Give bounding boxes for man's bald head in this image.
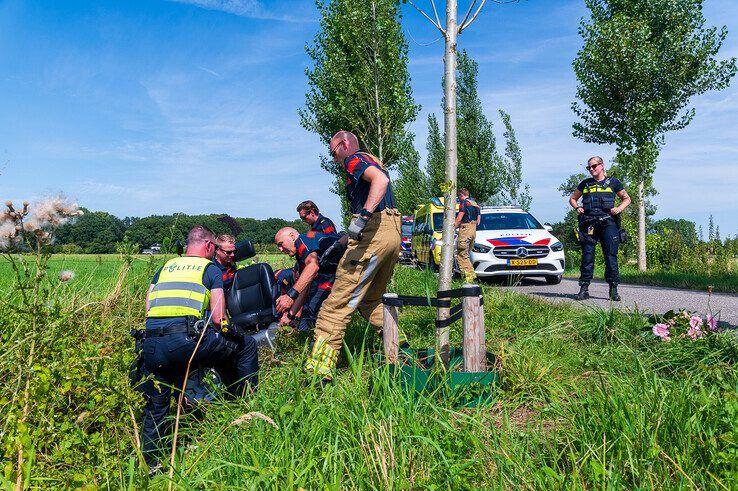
[330,130,359,163]
[275,227,300,256]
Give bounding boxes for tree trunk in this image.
[437,0,458,367]
[637,179,647,271]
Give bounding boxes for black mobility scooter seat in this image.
[227,262,278,329]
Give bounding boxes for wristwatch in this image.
[287,288,300,300]
[359,208,373,219]
[287,312,296,321]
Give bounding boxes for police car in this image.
[469,206,565,284]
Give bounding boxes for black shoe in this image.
[575,286,590,301]
[609,285,621,302]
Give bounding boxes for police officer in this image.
[454,188,481,283]
[569,156,631,301]
[213,234,238,295]
[305,130,402,384]
[274,227,340,331]
[297,200,338,234]
[139,226,258,470]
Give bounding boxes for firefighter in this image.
[569,156,631,301]
[297,200,338,234]
[454,188,481,283]
[212,234,238,296]
[138,226,258,470]
[274,227,340,332]
[305,130,402,384]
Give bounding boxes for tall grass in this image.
[0,254,735,488]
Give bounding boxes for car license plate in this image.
[508,258,538,266]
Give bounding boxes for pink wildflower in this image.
[707,314,718,332]
[686,325,704,341]
[652,323,671,341]
[689,315,703,330]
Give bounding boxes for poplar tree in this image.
[425,50,509,204]
[572,0,736,271]
[300,0,419,221]
[393,139,429,215]
[499,109,531,210]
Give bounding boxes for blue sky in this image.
[1,0,737,237]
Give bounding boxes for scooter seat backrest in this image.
[226,262,277,328]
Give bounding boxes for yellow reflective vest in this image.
[147,256,213,318]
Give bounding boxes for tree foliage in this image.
[425,51,529,207]
[393,142,429,215]
[572,0,736,269]
[55,210,125,254]
[300,0,419,219]
[499,109,531,210]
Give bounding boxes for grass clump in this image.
[0,252,735,488]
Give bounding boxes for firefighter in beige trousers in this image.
[306,130,401,382]
[454,188,481,283]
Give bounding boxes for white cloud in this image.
[168,0,315,23]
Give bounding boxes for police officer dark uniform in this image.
[275,228,340,332]
[304,130,402,382]
[138,226,258,469]
[569,156,631,301]
[454,188,481,283]
[297,200,338,235]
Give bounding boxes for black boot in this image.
[575,285,589,300]
[609,284,621,301]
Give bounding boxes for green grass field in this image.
[565,262,738,293]
[1,254,737,488]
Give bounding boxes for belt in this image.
[145,325,191,336]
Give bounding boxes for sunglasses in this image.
[585,163,601,171]
[216,245,236,255]
[329,140,342,157]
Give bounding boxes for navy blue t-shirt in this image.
[146,261,223,330]
[344,152,396,214]
[212,258,236,295]
[459,198,480,223]
[294,231,340,280]
[311,214,337,234]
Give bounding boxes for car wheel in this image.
[545,275,562,285]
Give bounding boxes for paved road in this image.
[505,278,738,327]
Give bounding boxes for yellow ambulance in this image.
[411,197,459,269]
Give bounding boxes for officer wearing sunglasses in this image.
[568,156,632,301]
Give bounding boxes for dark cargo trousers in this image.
[138,329,258,467]
[306,209,401,378]
[578,219,620,286]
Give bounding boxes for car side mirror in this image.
[544,224,553,232]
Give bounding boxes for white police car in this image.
[469,206,565,284]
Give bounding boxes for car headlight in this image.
[550,241,563,252]
[472,243,491,253]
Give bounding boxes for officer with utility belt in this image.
[569,156,631,301]
[304,130,403,385]
[136,226,259,470]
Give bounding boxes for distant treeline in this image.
[54,210,309,253]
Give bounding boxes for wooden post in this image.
[383,293,399,364]
[462,284,486,372]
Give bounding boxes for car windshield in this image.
[477,212,543,231]
[401,223,413,237]
[432,213,444,230]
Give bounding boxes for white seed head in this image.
[59,270,75,282]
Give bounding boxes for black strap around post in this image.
[381,284,483,330]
